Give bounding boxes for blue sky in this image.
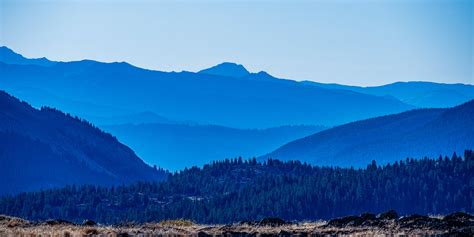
[0,0,472,86]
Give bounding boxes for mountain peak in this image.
[0,46,14,52]
[198,62,250,78]
[0,46,23,60]
[0,46,55,67]
[252,71,274,79]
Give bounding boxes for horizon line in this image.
[2,45,473,87]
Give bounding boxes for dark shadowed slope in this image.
[0,47,413,128]
[0,91,166,195]
[264,100,474,167]
[102,123,326,170]
[0,46,56,67]
[304,81,474,108]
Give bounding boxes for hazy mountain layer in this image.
[0,47,413,128]
[102,123,326,170]
[304,81,474,108]
[264,100,474,167]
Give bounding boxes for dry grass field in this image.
[1,212,472,237]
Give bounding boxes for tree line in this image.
[0,151,472,224]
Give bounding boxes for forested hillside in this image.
[0,91,167,195]
[1,151,472,224]
[265,100,474,167]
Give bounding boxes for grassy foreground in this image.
[1,211,473,236]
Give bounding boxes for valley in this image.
[1,4,473,233]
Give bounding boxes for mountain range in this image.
[0,46,56,67]
[1,88,473,195]
[303,81,474,108]
[264,100,474,167]
[0,46,413,129]
[1,46,473,171]
[0,91,166,195]
[102,123,325,170]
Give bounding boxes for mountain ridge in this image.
[198,62,250,78]
[102,123,326,170]
[0,50,414,128]
[263,100,474,167]
[0,90,167,195]
[0,46,56,67]
[303,81,474,108]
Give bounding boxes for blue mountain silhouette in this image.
[2,46,473,170]
[264,100,474,167]
[102,123,325,170]
[198,62,250,78]
[0,47,413,128]
[0,46,56,67]
[303,81,474,108]
[0,90,166,195]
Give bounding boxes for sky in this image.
[0,0,472,86]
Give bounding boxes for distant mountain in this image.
[102,123,326,170]
[264,100,474,167]
[199,63,281,81]
[0,91,166,195]
[0,47,414,128]
[88,111,173,126]
[304,81,474,108]
[0,46,56,67]
[1,86,136,119]
[198,62,250,78]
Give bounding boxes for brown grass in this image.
[0,223,458,237]
[0,215,471,237]
[158,219,195,227]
